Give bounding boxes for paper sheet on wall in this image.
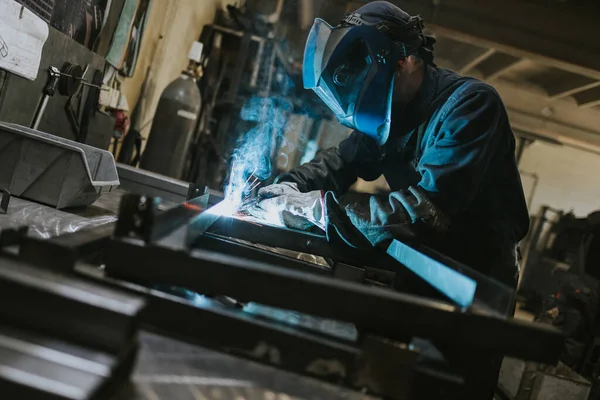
[0,0,49,81]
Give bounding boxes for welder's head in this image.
[303,1,436,145]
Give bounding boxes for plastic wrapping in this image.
[0,193,120,239]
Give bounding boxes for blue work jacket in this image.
[279,65,530,281]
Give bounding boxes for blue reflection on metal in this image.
[387,240,477,308]
[243,302,358,342]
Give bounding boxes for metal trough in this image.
[0,122,119,209]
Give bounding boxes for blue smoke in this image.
[225,96,294,207]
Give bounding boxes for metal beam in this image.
[432,36,490,74]
[545,78,600,101]
[0,257,145,354]
[208,217,515,312]
[207,216,372,265]
[459,48,495,75]
[78,267,467,399]
[198,234,332,276]
[573,86,600,108]
[428,25,600,81]
[477,53,523,81]
[412,0,600,79]
[486,77,600,144]
[105,238,563,363]
[506,108,600,155]
[116,163,223,205]
[85,273,362,384]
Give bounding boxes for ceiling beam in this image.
[513,129,562,147]
[507,108,600,156]
[459,48,495,75]
[431,36,489,74]
[546,79,600,101]
[492,77,600,134]
[478,53,523,81]
[429,24,600,81]
[388,0,600,81]
[573,86,600,108]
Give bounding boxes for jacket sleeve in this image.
[416,88,506,215]
[326,88,506,248]
[276,130,383,194]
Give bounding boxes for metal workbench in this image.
[0,166,565,400]
[0,174,374,400]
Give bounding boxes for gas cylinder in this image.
[140,42,203,179]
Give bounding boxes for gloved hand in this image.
[245,182,326,231]
[326,186,449,248]
[395,186,450,233]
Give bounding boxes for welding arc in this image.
[248,181,261,192]
[247,168,258,181]
[247,176,259,189]
[240,168,260,197]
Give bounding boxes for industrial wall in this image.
[520,143,600,218]
[120,0,223,140]
[0,28,109,147]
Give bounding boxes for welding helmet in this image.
[303,5,434,145]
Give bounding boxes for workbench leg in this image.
[463,354,504,400]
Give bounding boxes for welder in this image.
[249,0,529,281]
[249,0,529,290]
[249,0,530,279]
[248,0,528,342]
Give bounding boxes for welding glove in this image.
[325,186,451,249]
[246,182,326,231]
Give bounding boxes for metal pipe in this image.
[212,25,265,43]
[250,40,265,88]
[515,136,533,165]
[520,171,539,209]
[30,95,49,130]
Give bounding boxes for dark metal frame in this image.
[75,267,466,399]
[0,256,144,355]
[104,236,561,363]
[11,224,460,398]
[130,195,513,312]
[12,193,565,400]
[208,215,515,311]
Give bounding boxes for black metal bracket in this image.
[0,226,28,249]
[186,184,207,201]
[0,188,10,214]
[114,194,160,243]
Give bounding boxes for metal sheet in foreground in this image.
[387,240,477,309]
[388,240,515,315]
